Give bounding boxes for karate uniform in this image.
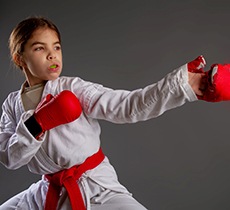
[0,63,197,209]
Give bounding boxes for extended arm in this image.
[83,57,203,123]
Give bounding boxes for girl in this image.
[0,16,223,210]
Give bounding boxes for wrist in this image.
[25,115,43,139]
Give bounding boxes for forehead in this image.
[29,28,60,43]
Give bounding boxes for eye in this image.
[54,44,61,51]
[54,45,61,51]
[34,47,44,51]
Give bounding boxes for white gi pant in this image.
[0,175,147,210]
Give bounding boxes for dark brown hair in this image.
[9,16,61,69]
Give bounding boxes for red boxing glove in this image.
[200,64,230,102]
[187,55,206,73]
[35,90,82,131]
[32,90,82,137]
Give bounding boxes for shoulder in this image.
[1,90,21,119]
[58,76,91,85]
[50,76,86,87]
[52,76,103,91]
[3,90,20,106]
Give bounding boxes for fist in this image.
[34,90,82,133]
[201,64,230,102]
[25,90,82,139]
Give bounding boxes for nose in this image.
[47,50,56,60]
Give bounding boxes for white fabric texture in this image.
[0,63,197,209]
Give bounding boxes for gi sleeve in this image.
[81,63,197,123]
[0,94,44,170]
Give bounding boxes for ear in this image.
[13,53,26,69]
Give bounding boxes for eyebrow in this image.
[31,41,61,47]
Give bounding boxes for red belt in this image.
[44,148,105,210]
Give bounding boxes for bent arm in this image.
[0,97,43,170]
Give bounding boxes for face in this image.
[20,28,62,86]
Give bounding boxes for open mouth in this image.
[49,64,60,71]
[50,64,57,69]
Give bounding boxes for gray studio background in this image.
[1,0,230,209]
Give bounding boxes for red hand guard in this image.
[201,64,230,102]
[34,90,82,133]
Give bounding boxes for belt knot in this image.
[44,148,105,210]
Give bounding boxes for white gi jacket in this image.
[0,64,197,208]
